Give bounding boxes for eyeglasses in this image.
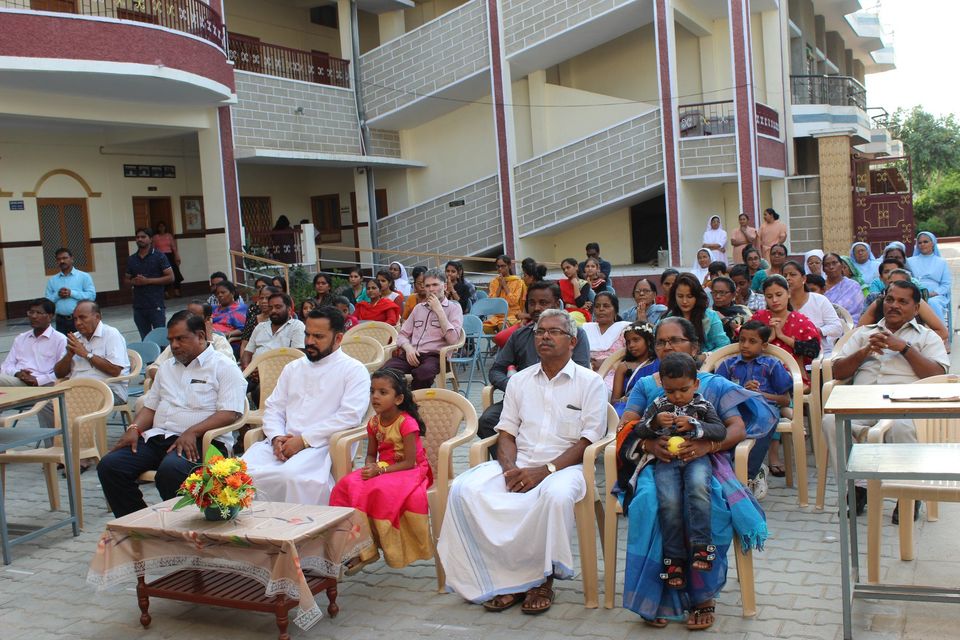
[533,328,573,339]
[654,337,691,349]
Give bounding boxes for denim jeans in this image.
[655,456,713,561]
[133,306,166,340]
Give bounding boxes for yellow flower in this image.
[210,459,235,478]
[220,487,240,507]
[184,472,202,485]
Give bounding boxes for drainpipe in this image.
[351,0,379,267]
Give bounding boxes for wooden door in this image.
[852,155,915,257]
[132,197,173,233]
[30,0,77,12]
[311,194,341,242]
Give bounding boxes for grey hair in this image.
[888,268,912,280]
[535,308,576,337]
[423,268,445,283]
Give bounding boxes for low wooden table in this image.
[88,499,373,639]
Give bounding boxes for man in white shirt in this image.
[437,309,607,614]
[241,292,305,368]
[0,298,67,429]
[53,301,130,404]
[242,306,369,505]
[823,281,949,520]
[98,311,246,517]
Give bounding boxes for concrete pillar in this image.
[728,0,761,226]
[353,168,375,269]
[337,0,354,63]
[485,0,518,257]
[527,69,548,156]
[198,108,240,277]
[379,10,405,43]
[654,0,682,265]
[815,133,854,254]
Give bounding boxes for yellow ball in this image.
[667,436,685,455]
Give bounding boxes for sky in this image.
[865,0,958,119]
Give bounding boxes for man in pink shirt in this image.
[0,298,67,429]
[380,268,463,389]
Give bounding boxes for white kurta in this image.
[242,348,369,505]
[437,359,607,603]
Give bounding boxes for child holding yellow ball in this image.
[634,352,728,590]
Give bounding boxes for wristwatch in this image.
[85,352,94,361]
[899,342,912,356]
[545,462,557,474]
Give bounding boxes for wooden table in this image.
[88,500,374,639]
[0,385,75,564]
[823,383,960,639]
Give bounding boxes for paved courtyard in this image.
[2,249,960,640]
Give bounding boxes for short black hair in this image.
[313,273,332,286]
[412,265,428,280]
[268,292,293,309]
[711,276,735,293]
[54,247,72,257]
[729,264,749,280]
[136,227,155,237]
[585,242,600,252]
[805,274,826,288]
[30,298,56,315]
[659,352,699,381]
[332,295,352,307]
[708,261,727,276]
[887,279,922,303]
[739,319,772,342]
[187,299,213,319]
[526,280,561,302]
[879,257,905,271]
[307,305,346,333]
[209,271,228,282]
[594,291,620,315]
[214,280,237,296]
[168,309,205,333]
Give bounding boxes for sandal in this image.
[644,618,668,628]
[691,544,717,572]
[768,464,786,477]
[687,604,716,630]
[520,584,555,615]
[659,558,686,589]
[482,592,524,612]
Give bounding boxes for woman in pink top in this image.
[758,208,787,263]
[729,213,758,264]
[153,221,182,297]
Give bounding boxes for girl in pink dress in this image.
[330,369,434,569]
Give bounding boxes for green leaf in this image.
[203,444,220,464]
[172,495,196,511]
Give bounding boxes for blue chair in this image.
[475,290,488,300]
[125,341,162,399]
[445,315,486,398]
[469,297,510,361]
[144,327,169,349]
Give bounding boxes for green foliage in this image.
[891,106,960,192]
[915,171,960,236]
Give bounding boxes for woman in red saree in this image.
[558,257,592,322]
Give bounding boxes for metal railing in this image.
[678,100,735,138]
[6,0,226,50]
[228,33,350,88]
[229,250,290,295]
[790,74,866,110]
[244,230,303,265]
[867,106,890,129]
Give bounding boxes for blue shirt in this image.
[715,354,793,407]
[44,268,96,316]
[126,248,171,310]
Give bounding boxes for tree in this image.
[915,170,960,237]
[890,106,960,192]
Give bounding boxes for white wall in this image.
[518,207,633,266]
[224,0,343,56]
[556,25,659,104]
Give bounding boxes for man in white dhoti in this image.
[242,306,369,505]
[437,309,607,614]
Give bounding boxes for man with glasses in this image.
[438,309,607,614]
[0,298,67,429]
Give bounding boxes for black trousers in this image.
[55,314,76,334]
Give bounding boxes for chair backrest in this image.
[344,321,398,347]
[413,388,479,478]
[340,334,387,370]
[461,314,484,338]
[834,304,855,331]
[475,290,488,300]
[126,349,143,379]
[144,326,169,348]
[597,348,626,381]
[911,374,960,443]
[701,342,803,392]
[52,378,115,451]
[128,341,162,367]
[243,347,305,404]
[700,343,741,372]
[469,297,509,318]
[822,327,859,384]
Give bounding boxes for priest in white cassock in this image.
[242,306,369,505]
[437,309,607,614]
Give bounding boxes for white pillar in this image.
[197,115,232,277]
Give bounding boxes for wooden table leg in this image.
[274,594,290,640]
[136,576,152,628]
[326,582,339,618]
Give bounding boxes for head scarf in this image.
[912,231,941,257]
[849,241,879,283]
[690,249,712,284]
[702,215,728,264]
[803,249,824,275]
[838,255,869,296]
[882,241,907,261]
[389,261,411,296]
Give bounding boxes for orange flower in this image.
[225,473,244,489]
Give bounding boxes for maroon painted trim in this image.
[219,107,242,253]
[729,0,759,224]
[758,137,786,171]
[654,0,681,266]
[486,0,515,257]
[0,12,233,92]
[0,240,42,249]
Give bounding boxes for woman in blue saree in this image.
[616,317,778,629]
[907,231,952,326]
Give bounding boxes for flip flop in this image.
[687,605,715,631]
[768,464,786,477]
[520,584,555,615]
[483,592,524,612]
[644,618,668,628]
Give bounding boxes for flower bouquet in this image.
[174,445,256,521]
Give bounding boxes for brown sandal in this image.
[687,604,716,630]
[521,584,555,614]
[644,618,668,628]
[482,592,524,612]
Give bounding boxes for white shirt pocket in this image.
[556,405,583,440]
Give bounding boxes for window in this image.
[311,194,342,242]
[38,198,92,275]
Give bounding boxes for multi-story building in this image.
[0,0,895,317]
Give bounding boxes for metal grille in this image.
[63,203,89,267]
[38,199,91,272]
[38,203,62,269]
[240,197,272,233]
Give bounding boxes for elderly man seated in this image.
[0,299,66,427]
[437,309,607,614]
[823,280,949,522]
[242,307,369,505]
[98,311,246,517]
[53,301,130,405]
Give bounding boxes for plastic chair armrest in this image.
[481,385,494,411]
[436,429,479,493]
[469,434,500,467]
[866,420,896,443]
[0,400,50,428]
[332,427,369,480]
[202,412,247,452]
[243,427,265,451]
[734,438,755,485]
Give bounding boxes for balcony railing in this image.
[6,0,226,50]
[227,32,350,88]
[679,100,781,139]
[790,74,866,110]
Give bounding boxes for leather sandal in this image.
[687,604,716,630]
[660,557,686,589]
[482,592,524,612]
[520,584,555,614]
